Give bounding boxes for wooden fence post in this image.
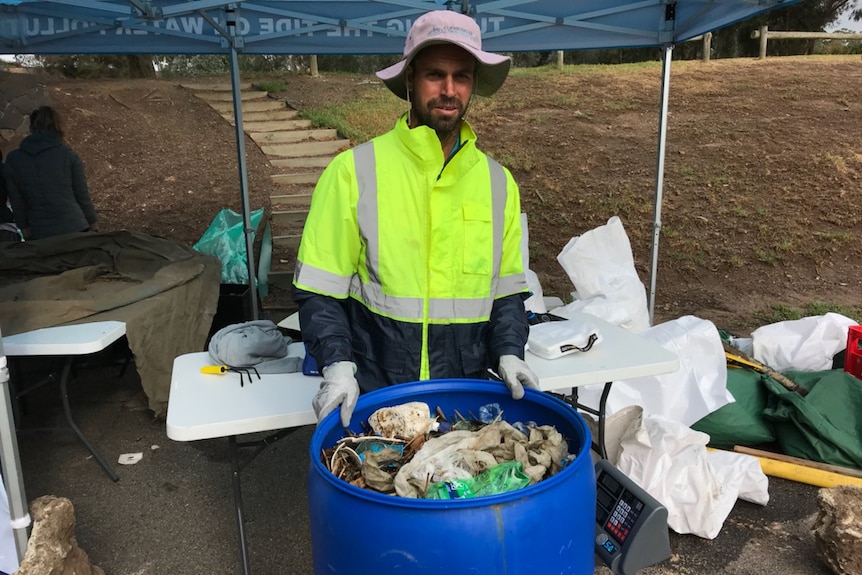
[556,50,564,70]
[703,32,712,62]
[310,55,319,77]
[759,25,768,59]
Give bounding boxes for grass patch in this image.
[489,150,536,172]
[824,152,848,174]
[299,87,402,143]
[509,61,660,79]
[754,302,862,325]
[601,98,639,111]
[814,230,852,243]
[729,205,750,218]
[728,254,745,268]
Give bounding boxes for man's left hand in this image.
[497,355,539,400]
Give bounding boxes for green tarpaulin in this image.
[692,368,862,470]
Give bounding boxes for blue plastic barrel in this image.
[308,379,596,574]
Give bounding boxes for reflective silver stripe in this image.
[353,142,380,284]
[488,156,506,283]
[429,296,493,320]
[350,275,493,321]
[294,260,352,296]
[497,273,528,297]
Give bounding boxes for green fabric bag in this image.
[761,370,862,469]
[691,367,776,448]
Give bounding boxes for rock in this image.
[15,495,105,575]
[812,484,862,575]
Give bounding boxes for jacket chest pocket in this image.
[462,202,493,276]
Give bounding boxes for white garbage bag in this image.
[609,406,769,540]
[751,313,857,372]
[554,216,650,333]
[575,315,733,427]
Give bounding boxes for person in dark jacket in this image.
[3,106,99,240]
[0,150,22,242]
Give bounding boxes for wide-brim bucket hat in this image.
[376,10,511,101]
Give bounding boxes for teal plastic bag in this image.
[193,208,264,285]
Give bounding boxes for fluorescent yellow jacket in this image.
[294,115,529,390]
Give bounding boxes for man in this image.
[293,10,538,427]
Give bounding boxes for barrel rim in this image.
[309,378,592,508]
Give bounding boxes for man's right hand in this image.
[312,361,360,427]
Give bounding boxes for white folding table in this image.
[277,310,680,457]
[177,313,678,574]
[2,321,127,482]
[524,311,680,458]
[166,342,319,575]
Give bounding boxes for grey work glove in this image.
[312,361,360,427]
[497,354,540,400]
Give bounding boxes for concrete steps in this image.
[244,119,311,132]
[210,99,288,114]
[248,128,338,145]
[181,80,351,317]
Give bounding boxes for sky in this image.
[829,10,862,31]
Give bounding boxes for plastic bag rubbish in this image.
[394,420,567,498]
[607,406,769,540]
[193,207,264,285]
[554,216,650,333]
[425,460,531,500]
[368,402,435,438]
[572,315,733,427]
[751,313,857,372]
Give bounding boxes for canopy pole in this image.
[0,337,29,566]
[226,8,259,320]
[647,44,673,325]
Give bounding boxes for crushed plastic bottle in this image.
[478,402,502,423]
[512,421,537,435]
[425,460,531,500]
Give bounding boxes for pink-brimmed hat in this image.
[375,10,511,101]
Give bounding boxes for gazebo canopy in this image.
[1,0,797,56]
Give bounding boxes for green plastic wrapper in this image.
[425,461,531,500]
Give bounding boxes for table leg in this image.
[229,436,252,575]
[569,382,613,460]
[596,382,613,461]
[225,428,302,575]
[57,359,120,482]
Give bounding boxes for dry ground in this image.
[7,54,860,334]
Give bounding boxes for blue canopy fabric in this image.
[2,0,798,56]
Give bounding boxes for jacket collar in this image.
[393,113,479,172]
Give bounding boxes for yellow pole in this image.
[747,454,862,488]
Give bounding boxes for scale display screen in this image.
[597,471,645,545]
